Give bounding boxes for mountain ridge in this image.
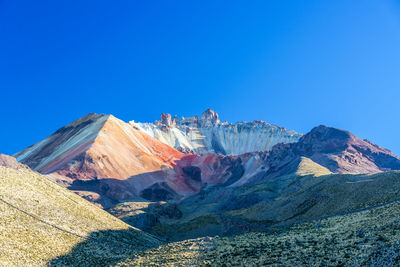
[265,125,400,176]
[13,111,400,207]
[133,109,302,155]
[5,110,400,265]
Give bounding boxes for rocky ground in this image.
[119,199,400,266]
[115,169,400,242]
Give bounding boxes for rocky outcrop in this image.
[132,109,302,155]
[157,113,178,130]
[201,108,220,126]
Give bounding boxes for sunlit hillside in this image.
[0,166,160,266]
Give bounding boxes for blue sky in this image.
[1,1,400,155]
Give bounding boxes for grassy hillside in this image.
[118,170,400,241]
[294,156,332,176]
[119,198,400,266]
[4,153,400,266]
[0,166,160,266]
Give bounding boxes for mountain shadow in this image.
[68,170,182,208]
[67,155,247,209]
[47,228,160,266]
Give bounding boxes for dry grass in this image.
[295,156,332,176]
[0,166,160,266]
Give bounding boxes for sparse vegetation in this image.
[130,170,400,242]
[3,164,400,266]
[0,166,160,266]
[120,199,400,266]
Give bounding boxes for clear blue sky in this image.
[1,1,400,155]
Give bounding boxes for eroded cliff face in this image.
[132,109,302,155]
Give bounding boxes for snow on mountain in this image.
[132,109,302,155]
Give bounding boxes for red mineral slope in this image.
[15,113,185,181]
[14,114,262,206]
[13,115,400,208]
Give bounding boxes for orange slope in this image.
[15,113,186,181]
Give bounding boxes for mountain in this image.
[8,111,400,265]
[132,109,302,155]
[14,113,185,180]
[14,114,189,206]
[263,125,400,179]
[0,155,160,266]
[14,113,400,208]
[13,114,267,206]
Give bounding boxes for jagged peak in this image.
[156,113,179,128]
[201,109,220,126]
[145,109,301,131]
[133,109,303,155]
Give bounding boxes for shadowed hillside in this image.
[117,198,400,266]
[111,164,400,241]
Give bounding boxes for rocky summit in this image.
[133,109,302,155]
[14,110,400,207]
[4,110,400,266]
